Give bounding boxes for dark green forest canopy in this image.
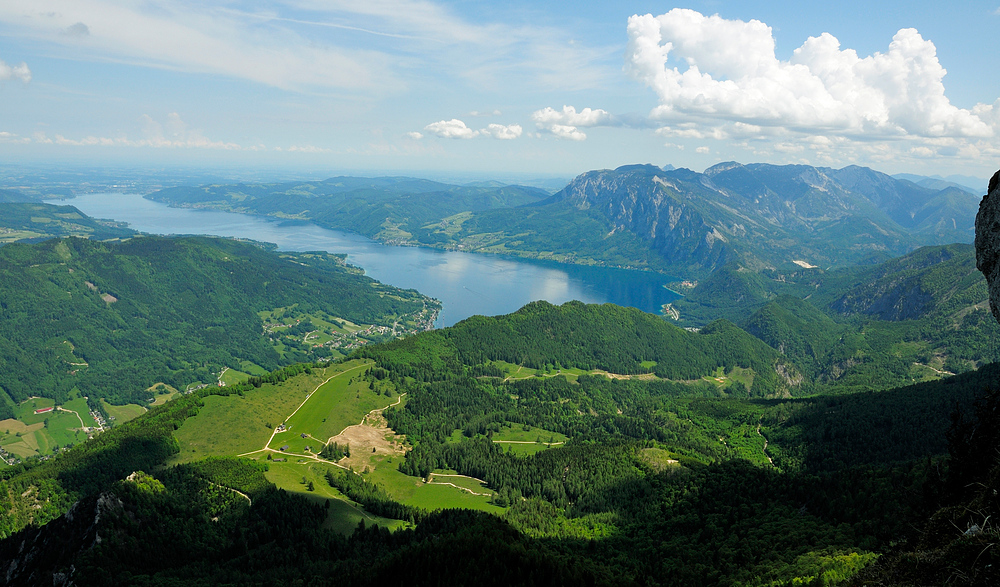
[356,300,800,395]
[0,235,435,411]
[0,296,996,584]
[667,244,1000,393]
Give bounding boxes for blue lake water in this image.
[57,193,680,327]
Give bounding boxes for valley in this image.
[146,163,982,277]
[0,162,996,586]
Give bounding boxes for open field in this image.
[1,398,92,460]
[262,459,407,534]
[492,425,568,444]
[219,368,250,386]
[238,361,269,376]
[149,392,179,407]
[101,400,146,423]
[281,360,389,442]
[61,398,98,427]
[169,366,351,464]
[170,358,504,529]
[490,425,567,456]
[15,397,55,425]
[365,461,503,514]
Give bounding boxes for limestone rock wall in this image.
[975,169,1000,323]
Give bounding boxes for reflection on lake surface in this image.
[57,193,680,327]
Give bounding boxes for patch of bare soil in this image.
[594,370,658,381]
[326,410,407,470]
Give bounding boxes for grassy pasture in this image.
[169,367,337,464]
[15,397,55,425]
[36,411,84,449]
[267,432,316,455]
[282,360,384,442]
[263,459,407,534]
[0,408,88,459]
[62,398,98,427]
[219,368,250,386]
[239,361,269,376]
[365,461,503,515]
[492,425,567,444]
[101,400,146,423]
[149,392,179,407]
[492,425,567,456]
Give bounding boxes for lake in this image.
[57,193,680,327]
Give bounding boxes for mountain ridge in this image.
[144,162,978,278]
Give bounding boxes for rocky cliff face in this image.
[975,170,1000,323]
[557,165,731,273]
[552,161,975,277]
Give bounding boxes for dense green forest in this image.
[1,304,997,585]
[0,235,436,413]
[666,244,1000,395]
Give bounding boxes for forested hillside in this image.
[0,235,436,414]
[659,244,1000,394]
[1,300,995,585]
[0,202,134,244]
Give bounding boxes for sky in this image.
[2,1,1000,183]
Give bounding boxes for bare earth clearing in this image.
[326,406,408,471]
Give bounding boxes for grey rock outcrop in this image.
[974,169,1000,323]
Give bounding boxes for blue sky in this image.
[1,1,999,182]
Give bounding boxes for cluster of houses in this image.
[88,408,107,430]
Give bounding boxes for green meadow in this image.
[365,461,503,515]
[100,400,147,423]
[167,358,508,532]
[282,360,390,441]
[262,459,408,534]
[491,425,567,456]
[169,366,341,464]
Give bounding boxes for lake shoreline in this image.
[50,193,682,328]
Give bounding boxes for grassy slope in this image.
[169,367,338,463]
[169,359,499,526]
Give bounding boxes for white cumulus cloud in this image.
[424,119,480,139]
[0,57,31,83]
[423,119,523,140]
[531,105,612,140]
[481,123,522,140]
[625,9,993,140]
